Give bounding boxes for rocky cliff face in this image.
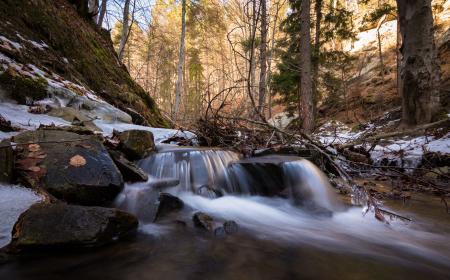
[0,0,168,127]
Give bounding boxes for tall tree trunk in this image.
[97,0,107,27]
[376,14,387,84]
[88,0,99,22]
[396,18,402,97]
[267,0,282,119]
[249,0,257,117]
[300,0,314,133]
[118,0,131,61]
[173,0,186,120]
[258,0,268,116]
[396,0,441,126]
[312,0,322,118]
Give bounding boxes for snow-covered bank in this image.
[315,120,450,169]
[0,98,197,144]
[0,41,196,143]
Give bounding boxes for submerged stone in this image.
[13,129,123,205]
[223,220,238,235]
[213,226,226,238]
[10,203,138,250]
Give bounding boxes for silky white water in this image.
[129,149,450,274]
[176,193,450,267]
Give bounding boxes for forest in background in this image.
[91,0,449,132]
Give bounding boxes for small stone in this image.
[223,220,238,235]
[214,226,226,238]
[193,212,214,231]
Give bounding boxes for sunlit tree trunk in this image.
[258,0,268,116]
[376,14,387,84]
[173,0,186,120]
[88,0,99,22]
[118,0,131,61]
[267,0,282,119]
[396,0,441,126]
[97,0,107,27]
[312,0,322,118]
[300,0,314,133]
[250,0,257,116]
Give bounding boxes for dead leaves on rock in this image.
[69,155,86,167]
[28,144,41,152]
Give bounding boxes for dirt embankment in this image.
[0,0,168,127]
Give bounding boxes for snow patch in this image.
[94,120,197,144]
[0,101,70,140]
[0,184,42,248]
[268,112,297,129]
[315,120,370,145]
[0,35,22,50]
[15,33,48,50]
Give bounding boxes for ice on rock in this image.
[0,101,71,140]
[94,120,197,144]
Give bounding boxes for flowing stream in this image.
[1,145,450,279]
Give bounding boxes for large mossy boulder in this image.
[13,129,123,205]
[10,203,138,250]
[117,130,156,160]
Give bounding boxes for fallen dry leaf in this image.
[28,144,41,152]
[70,155,86,167]
[28,166,41,172]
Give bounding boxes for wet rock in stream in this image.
[116,130,156,160]
[223,220,238,235]
[13,129,124,205]
[193,212,214,231]
[0,140,14,183]
[193,212,239,237]
[9,202,138,251]
[154,193,184,222]
[109,150,148,182]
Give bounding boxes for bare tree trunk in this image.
[312,0,322,118]
[88,0,99,22]
[396,0,441,126]
[249,0,257,117]
[300,0,314,133]
[258,0,268,116]
[376,14,387,84]
[97,0,107,27]
[118,0,131,61]
[396,18,401,97]
[267,0,282,119]
[173,0,186,120]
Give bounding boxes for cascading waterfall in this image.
[283,159,342,212]
[137,146,240,194]
[137,149,339,211]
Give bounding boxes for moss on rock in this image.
[0,68,48,104]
